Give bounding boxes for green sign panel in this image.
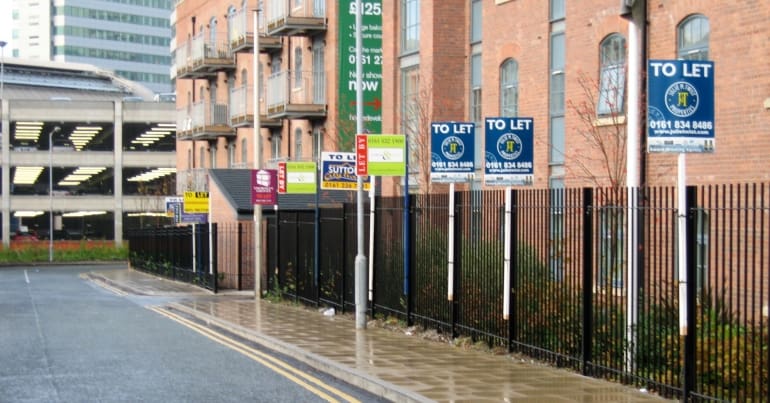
[338,0,383,150]
[279,162,317,194]
[356,134,406,176]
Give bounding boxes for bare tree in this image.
[566,70,627,191]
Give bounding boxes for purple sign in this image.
[251,169,278,205]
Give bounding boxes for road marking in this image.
[24,270,30,284]
[88,278,128,296]
[149,306,361,403]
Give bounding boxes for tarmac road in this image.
[0,265,384,403]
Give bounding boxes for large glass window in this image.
[401,66,420,177]
[401,0,420,53]
[597,34,626,116]
[678,14,709,61]
[294,46,303,89]
[550,0,565,21]
[500,58,518,117]
[294,128,303,159]
[470,0,482,43]
[241,138,248,166]
[549,32,565,164]
[470,53,482,125]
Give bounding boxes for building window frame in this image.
[401,0,420,54]
[597,33,626,116]
[500,58,518,117]
[677,14,710,61]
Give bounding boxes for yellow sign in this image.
[183,191,209,213]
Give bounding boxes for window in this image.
[209,17,217,47]
[500,59,518,117]
[549,32,565,164]
[401,66,420,176]
[598,206,625,289]
[294,46,303,89]
[199,146,206,168]
[312,125,323,162]
[227,142,235,167]
[470,53,482,125]
[241,138,248,166]
[550,0,565,21]
[597,34,626,116]
[678,14,709,61]
[294,128,303,159]
[401,0,420,53]
[241,68,248,86]
[271,130,282,160]
[210,144,217,168]
[470,0,482,43]
[549,179,565,281]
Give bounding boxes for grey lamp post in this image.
[49,126,60,262]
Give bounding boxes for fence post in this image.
[581,187,594,376]
[407,194,416,326]
[683,185,698,400]
[452,190,462,339]
[507,188,518,352]
[212,223,218,294]
[237,222,243,291]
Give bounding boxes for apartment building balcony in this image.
[174,32,235,79]
[229,85,282,128]
[266,70,327,120]
[228,7,282,53]
[176,101,235,141]
[176,168,208,194]
[266,0,327,37]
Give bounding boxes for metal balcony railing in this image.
[266,70,326,119]
[266,0,326,36]
[177,101,234,140]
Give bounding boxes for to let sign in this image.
[648,60,715,153]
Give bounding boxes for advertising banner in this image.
[183,191,209,213]
[484,117,534,186]
[338,0,383,149]
[278,162,317,194]
[321,152,370,190]
[648,60,715,153]
[251,169,278,205]
[356,134,406,176]
[430,122,475,183]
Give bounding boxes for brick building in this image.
[172,0,770,211]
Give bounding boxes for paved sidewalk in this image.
[87,268,671,402]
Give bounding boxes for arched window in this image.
[226,6,237,43]
[294,127,303,158]
[597,33,626,116]
[209,17,218,47]
[294,46,303,89]
[678,14,709,61]
[241,138,248,165]
[499,58,518,117]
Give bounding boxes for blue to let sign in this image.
[648,60,715,153]
[484,117,534,186]
[430,122,475,183]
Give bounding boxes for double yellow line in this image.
[149,306,361,403]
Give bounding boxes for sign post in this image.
[647,59,714,337]
[429,122,475,302]
[483,117,534,320]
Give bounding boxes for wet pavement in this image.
[87,268,672,402]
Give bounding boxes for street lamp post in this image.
[49,126,60,262]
